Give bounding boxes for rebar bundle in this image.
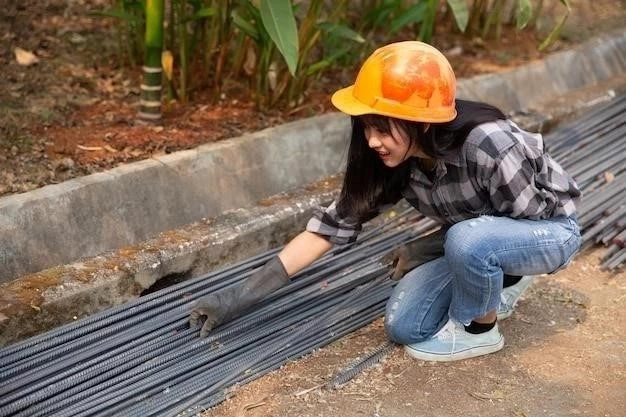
[545,93,626,269]
[0,94,624,416]
[0,209,437,417]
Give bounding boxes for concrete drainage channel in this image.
[1,28,626,346]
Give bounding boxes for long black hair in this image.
[336,99,506,221]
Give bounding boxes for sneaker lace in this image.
[434,320,458,351]
[500,293,510,307]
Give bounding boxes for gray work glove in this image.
[382,227,447,280]
[189,256,290,338]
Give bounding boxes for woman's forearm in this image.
[278,231,333,276]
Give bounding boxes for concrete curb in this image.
[1,28,625,283]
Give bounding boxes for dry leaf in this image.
[604,171,615,183]
[162,50,174,81]
[77,145,103,151]
[469,390,505,401]
[69,33,86,44]
[103,145,119,153]
[243,46,256,76]
[14,47,39,66]
[267,62,277,91]
[293,384,323,397]
[30,303,41,312]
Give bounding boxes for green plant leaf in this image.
[231,10,260,42]
[389,2,427,34]
[186,0,202,9]
[317,22,365,43]
[446,0,469,32]
[305,59,332,76]
[89,8,142,23]
[123,0,145,13]
[538,1,570,51]
[364,0,402,29]
[191,7,217,20]
[259,0,299,76]
[305,46,351,76]
[516,0,533,30]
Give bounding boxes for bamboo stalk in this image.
[139,0,165,122]
[176,0,189,103]
[529,0,544,29]
[482,0,504,40]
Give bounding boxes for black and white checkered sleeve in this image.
[306,200,363,245]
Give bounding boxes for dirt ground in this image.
[204,247,625,417]
[2,0,626,197]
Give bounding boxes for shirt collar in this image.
[440,148,464,166]
[409,148,463,182]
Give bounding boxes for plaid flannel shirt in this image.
[307,119,581,245]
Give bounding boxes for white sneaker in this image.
[497,276,534,320]
[404,319,504,362]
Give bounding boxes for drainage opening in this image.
[141,270,192,296]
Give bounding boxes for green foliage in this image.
[259,0,298,75]
[389,2,428,35]
[447,0,469,32]
[191,7,217,19]
[516,0,533,30]
[362,0,403,32]
[539,0,571,51]
[92,0,573,111]
[91,0,146,65]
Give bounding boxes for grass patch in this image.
[0,110,34,153]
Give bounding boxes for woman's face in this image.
[364,119,429,167]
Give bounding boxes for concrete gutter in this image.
[1,29,625,346]
[0,179,341,345]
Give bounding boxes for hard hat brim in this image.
[331,85,457,123]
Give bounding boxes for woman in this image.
[190,41,581,361]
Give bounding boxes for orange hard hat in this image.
[332,41,457,123]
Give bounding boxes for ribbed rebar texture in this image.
[0,208,431,417]
[0,93,624,417]
[545,93,626,270]
[326,341,398,389]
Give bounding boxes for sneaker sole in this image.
[404,336,505,362]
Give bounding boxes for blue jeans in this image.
[384,215,581,345]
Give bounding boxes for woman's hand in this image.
[189,231,332,338]
[189,256,289,337]
[382,227,447,280]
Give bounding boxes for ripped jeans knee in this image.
[383,257,452,344]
